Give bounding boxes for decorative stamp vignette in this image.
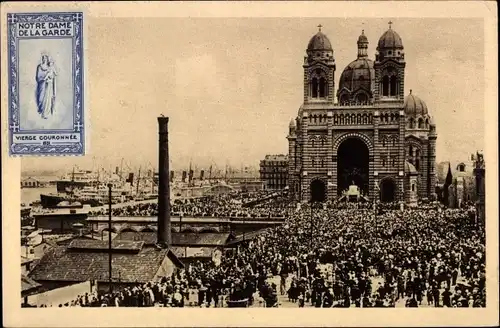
[7,12,85,156]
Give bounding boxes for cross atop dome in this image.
[318,24,322,32]
[388,21,393,29]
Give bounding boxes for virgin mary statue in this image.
[35,54,57,119]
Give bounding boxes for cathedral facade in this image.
[287,23,437,204]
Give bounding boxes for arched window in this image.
[340,114,344,125]
[411,184,415,192]
[319,78,326,98]
[363,114,367,124]
[321,157,325,167]
[409,118,415,129]
[418,118,423,129]
[382,156,386,167]
[425,118,429,127]
[392,157,396,166]
[409,145,413,157]
[321,139,325,147]
[392,137,396,147]
[312,158,315,167]
[390,76,398,96]
[382,137,386,147]
[311,140,315,148]
[382,76,390,96]
[458,164,466,172]
[311,78,318,98]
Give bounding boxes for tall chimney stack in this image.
[157,117,171,247]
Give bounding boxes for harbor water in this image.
[21,187,57,206]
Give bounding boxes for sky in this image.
[21,17,485,173]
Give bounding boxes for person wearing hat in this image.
[432,284,440,307]
[322,288,334,308]
[265,283,278,308]
[205,283,213,307]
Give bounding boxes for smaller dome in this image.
[357,30,368,44]
[405,161,418,174]
[289,119,296,128]
[404,91,428,116]
[307,30,333,51]
[377,27,403,50]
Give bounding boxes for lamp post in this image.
[108,183,113,293]
[180,212,187,258]
[179,211,183,233]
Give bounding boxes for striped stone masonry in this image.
[286,38,437,203]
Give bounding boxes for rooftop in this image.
[114,231,231,247]
[263,154,289,161]
[28,239,183,284]
[170,247,213,258]
[67,239,145,252]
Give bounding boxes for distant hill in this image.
[21,169,62,177]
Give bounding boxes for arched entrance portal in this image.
[380,179,396,202]
[337,138,370,196]
[310,179,326,202]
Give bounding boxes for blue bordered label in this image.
[7,12,85,156]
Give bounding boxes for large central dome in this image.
[338,58,375,94]
[337,30,374,102]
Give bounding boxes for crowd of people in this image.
[37,193,485,308]
[88,191,291,218]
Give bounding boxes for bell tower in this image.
[374,21,406,102]
[303,25,336,103]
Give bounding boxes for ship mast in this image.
[68,166,76,195]
[188,160,193,187]
[136,167,141,195]
[119,158,124,180]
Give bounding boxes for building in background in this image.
[287,24,437,203]
[436,158,479,208]
[259,154,289,190]
[21,177,41,188]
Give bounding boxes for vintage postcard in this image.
[1,1,498,328]
[7,12,85,156]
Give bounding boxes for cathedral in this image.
[287,23,437,204]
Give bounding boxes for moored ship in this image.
[40,193,103,208]
[55,168,99,193]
